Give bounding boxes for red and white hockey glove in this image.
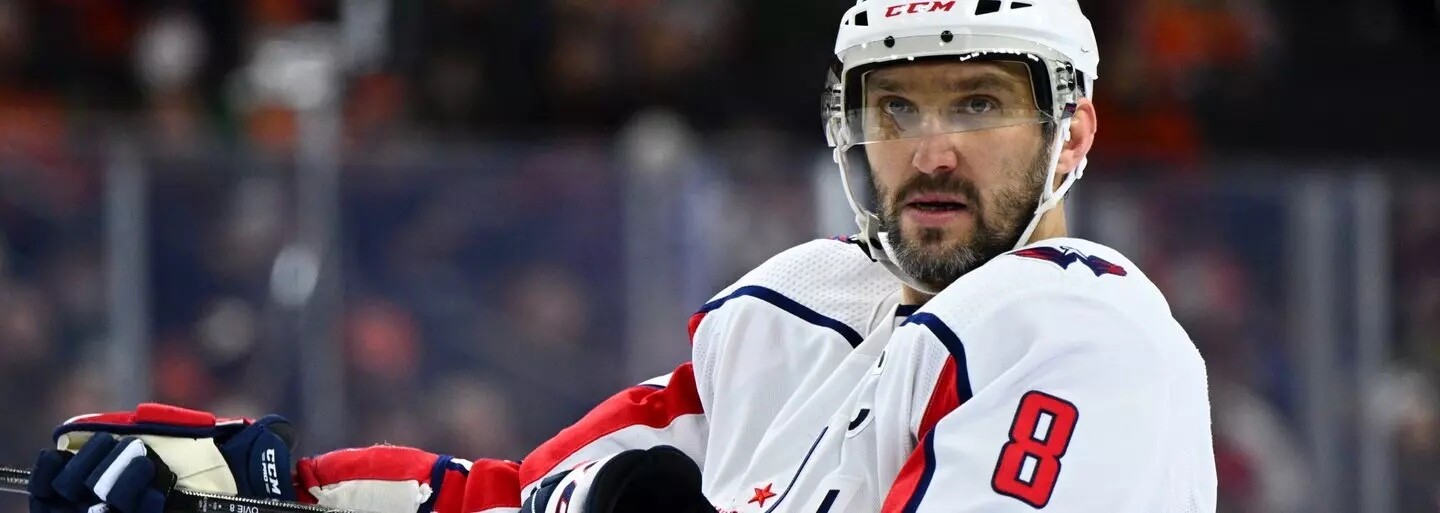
[520,446,713,513]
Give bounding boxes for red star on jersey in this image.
[748,483,777,508]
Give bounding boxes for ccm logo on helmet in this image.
[885,1,955,17]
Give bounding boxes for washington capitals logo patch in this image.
[1012,246,1128,277]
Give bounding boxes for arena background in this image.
[0,1,1437,512]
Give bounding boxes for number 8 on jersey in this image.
[991,391,1080,508]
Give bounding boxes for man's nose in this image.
[911,134,958,175]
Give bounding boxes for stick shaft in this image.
[1,467,27,496]
[0,467,360,513]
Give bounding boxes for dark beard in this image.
[876,143,1050,292]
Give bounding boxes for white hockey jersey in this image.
[502,236,1216,513]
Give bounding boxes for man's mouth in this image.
[899,192,971,228]
[904,193,968,213]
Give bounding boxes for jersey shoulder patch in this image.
[926,238,1169,335]
[1010,245,1128,277]
[1003,238,1137,278]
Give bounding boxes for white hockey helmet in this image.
[822,0,1099,294]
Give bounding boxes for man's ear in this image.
[1054,97,1097,180]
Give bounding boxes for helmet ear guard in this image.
[822,60,846,149]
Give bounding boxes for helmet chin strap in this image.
[868,219,944,296]
[1011,116,1083,250]
[833,145,944,296]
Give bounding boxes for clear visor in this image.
[847,62,1054,146]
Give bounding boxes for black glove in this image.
[521,446,714,513]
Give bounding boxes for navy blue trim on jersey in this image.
[636,383,665,390]
[419,455,473,513]
[698,285,864,347]
[419,456,452,513]
[763,427,830,513]
[903,313,975,402]
[901,433,939,513]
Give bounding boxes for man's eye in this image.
[956,97,999,114]
[881,97,917,117]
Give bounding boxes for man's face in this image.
[861,60,1052,291]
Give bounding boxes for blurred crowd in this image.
[1,1,1438,513]
[0,0,1432,159]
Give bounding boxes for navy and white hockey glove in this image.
[28,403,298,513]
[521,446,713,513]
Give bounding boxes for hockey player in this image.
[25,0,1216,512]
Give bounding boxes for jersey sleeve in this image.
[516,363,708,494]
[420,238,886,512]
[419,364,706,513]
[880,285,1216,513]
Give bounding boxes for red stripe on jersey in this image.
[687,312,707,344]
[917,357,961,438]
[519,363,704,485]
[880,358,961,512]
[881,433,932,513]
[458,459,521,513]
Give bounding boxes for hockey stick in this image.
[0,467,362,513]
